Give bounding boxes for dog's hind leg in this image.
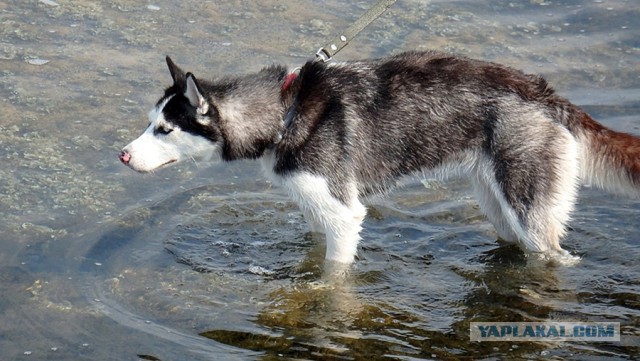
[283,172,366,264]
[477,123,580,257]
[473,157,532,246]
[471,175,520,242]
[517,127,580,256]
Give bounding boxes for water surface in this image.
[1,0,639,359]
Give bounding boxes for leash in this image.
[315,0,398,63]
[278,0,397,141]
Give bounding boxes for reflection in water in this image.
[198,247,538,359]
[199,239,638,359]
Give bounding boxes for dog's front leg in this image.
[283,173,366,264]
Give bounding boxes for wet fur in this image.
[121,51,640,264]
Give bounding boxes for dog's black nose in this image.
[119,150,131,165]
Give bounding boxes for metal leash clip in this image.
[315,48,332,63]
[315,0,397,63]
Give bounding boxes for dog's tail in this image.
[570,106,640,195]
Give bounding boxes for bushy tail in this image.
[573,109,640,195]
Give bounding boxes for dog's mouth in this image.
[160,159,177,167]
[119,150,178,173]
[141,159,177,173]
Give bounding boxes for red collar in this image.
[282,71,298,92]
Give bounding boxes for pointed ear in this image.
[166,56,186,84]
[185,73,209,115]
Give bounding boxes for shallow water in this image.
[1,0,639,360]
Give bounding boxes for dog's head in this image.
[119,57,222,173]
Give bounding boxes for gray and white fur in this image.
[120,51,640,264]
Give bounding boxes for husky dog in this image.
[120,51,640,264]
